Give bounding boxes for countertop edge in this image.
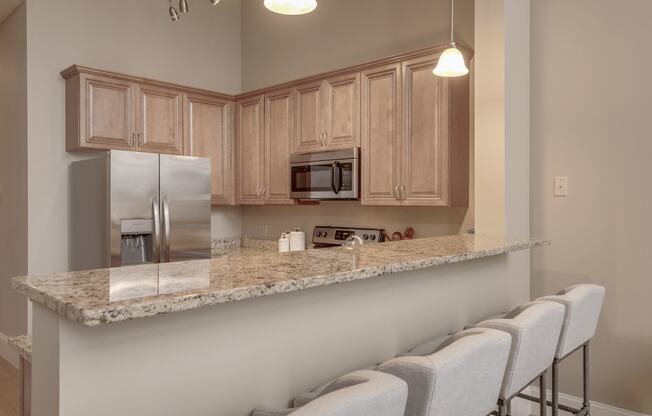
[13,238,548,327]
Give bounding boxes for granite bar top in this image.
[8,335,32,363]
[12,234,548,327]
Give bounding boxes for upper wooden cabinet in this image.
[323,73,361,150]
[236,91,295,206]
[183,92,234,205]
[264,89,295,205]
[236,95,266,205]
[361,54,469,207]
[294,80,324,153]
[63,68,183,155]
[138,84,183,155]
[65,72,137,151]
[294,73,360,153]
[361,63,403,206]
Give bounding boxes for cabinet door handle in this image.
[324,130,328,145]
[137,132,141,145]
[130,132,135,147]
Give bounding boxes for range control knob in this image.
[363,234,369,240]
[370,235,376,241]
[323,231,328,237]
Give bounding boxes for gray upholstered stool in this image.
[519,284,605,416]
[475,301,565,416]
[251,369,408,416]
[377,328,512,416]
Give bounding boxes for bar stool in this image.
[519,284,605,416]
[251,370,408,416]
[475,301,565,416]
[376,327,512,416]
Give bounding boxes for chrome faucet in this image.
[344,235,364,249]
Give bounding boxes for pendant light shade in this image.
[433,0,469,77]
[264,0,317,15]
[179,0,189,13]
[209,0,221,5]
[433,43,469,77]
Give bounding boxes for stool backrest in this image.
[292,370,408,416]
[538,284,605,359]
[377,328,511,416]
[477,301,565,400]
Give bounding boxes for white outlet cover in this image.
[554,176,568,197]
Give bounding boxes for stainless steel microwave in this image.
[290,148,360,200]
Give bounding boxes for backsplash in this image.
[241,203,472,241]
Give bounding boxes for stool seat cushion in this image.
[377,328,511,416]
[476,301,565,400]
[538,284,605,359]
[252,370,408,416]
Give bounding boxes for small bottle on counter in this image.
[278,232,290,253]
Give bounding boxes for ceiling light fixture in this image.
[433,0,469,77]
[264,0,318,15]
[209,0,221,5]
[179,0,189,13]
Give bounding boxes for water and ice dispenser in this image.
[120,219,154,266]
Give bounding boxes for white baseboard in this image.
[0,332,19,368]
[518,386,651,416]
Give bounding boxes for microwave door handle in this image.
[336,163,343,193]
[152,197,161,263]
[162,196,171,262]
[331,162,340,194]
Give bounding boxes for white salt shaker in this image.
[278,233,290,253]
[289,228,306,251]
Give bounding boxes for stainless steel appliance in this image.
[290,148,360,200]
[312,226,385,248]
[70,150,211,271]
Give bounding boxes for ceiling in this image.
[0,0,22,23]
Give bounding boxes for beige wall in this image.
[531,0,652,413]
[242,0,474,92]
[23,0,242,282]
[240,0,474,240]
[0,1,28,361]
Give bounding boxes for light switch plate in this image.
[554,176,568,197]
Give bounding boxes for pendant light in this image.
[433,0,469,77]
[264,0,318,15]
[209,0,221,5]
[179,0,189,13]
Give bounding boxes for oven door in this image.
[290,158,358,200]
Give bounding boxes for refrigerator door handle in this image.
[152,197,161,263]
[162,196,171,262]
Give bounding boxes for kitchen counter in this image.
[12,234,547,327]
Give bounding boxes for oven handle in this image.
[331,162,343,194]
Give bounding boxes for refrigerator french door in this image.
[70,150,211,271]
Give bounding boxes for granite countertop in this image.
[12,234,549,327]
[8,335,32,363]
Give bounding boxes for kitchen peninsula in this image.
[13,234,546,416]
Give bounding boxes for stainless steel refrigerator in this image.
[70,150,211,271]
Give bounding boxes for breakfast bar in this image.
[13,234,547,416]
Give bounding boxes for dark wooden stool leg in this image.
[540,371,547,416]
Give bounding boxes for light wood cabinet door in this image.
[237,95,266,205]
[264,89,295,205]
[401,55,449,206]
[323,73,360,150]
[71,73,137,151]
[183,92,234,205]
[137,84,183,155]
[294,80,324,153]
[361,63,402,206]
